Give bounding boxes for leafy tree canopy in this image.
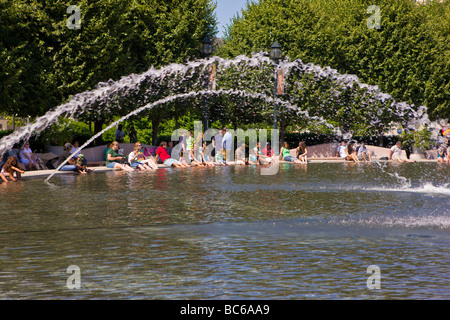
[0,0,217,118]
[219,0,449,120]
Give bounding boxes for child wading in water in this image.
[1,156,25,182]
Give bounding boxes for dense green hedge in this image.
[0,130,13,140]
[219,0,449,120]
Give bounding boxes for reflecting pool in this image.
[0,162,449,299]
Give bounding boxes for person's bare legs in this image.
[114,163,134,172]
[1,173,8,183]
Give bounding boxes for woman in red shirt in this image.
[155,142,189,168]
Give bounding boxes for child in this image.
[248,143,258,165]
[190,144,204,167]
[345,142,359,162]
[437,144,447,163]
[128,145,154,170]
[235,143,247,165]
[1,156,25,182]
[75,154,92,174]
[180,151,189,166]
[296,141,308,163]
[201,141,215,166]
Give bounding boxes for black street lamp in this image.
[270,41,282,130]
[201,36,213,57]
[201,36,213,130]
[270,41,282,64]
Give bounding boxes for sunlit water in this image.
[0,162,449,299]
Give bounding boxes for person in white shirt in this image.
[19,142,39,170]
[336,141,347,159]
[389,141,413,162]
[357,143,372,162]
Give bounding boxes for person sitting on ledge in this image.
[447,144,450,164]
[137,142,159,170]
[437,143,447,163]
[259,142,273,165]
[75,154,93,174]
[248,142,259,165]
[280,142,300,163]
[189,143,204,167]
[104,142,112,161]
[345,142,359,162]
[336,140,347,159]
[201,141,215,166]
[128,143,156,171]
[56,143,81,172]
[296,141,308,163]
[155,141,189,168]
[0,171,7,183]
[389,141,414,163]
[71,140,81,159]
[106,141,134,172]
[1,156,25,182]
[19,141,39,171]
[357,142,372,162]
[235,143,248,165]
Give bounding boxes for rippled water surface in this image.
[0,162,449,299]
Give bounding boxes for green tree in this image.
[0,0,217,139]
[0,1,60,117]
[219,0,449,120]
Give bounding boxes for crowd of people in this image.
[336,140,372,163]
[1,131,449,182]
[101,127,310,172]
[335,139,450,163]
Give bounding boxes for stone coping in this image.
[13,158,439,180]
[33,143,443,166]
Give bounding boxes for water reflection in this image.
[0,221,448,299]
[0,163,449,299]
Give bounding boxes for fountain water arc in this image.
[44,88,331,183]
[0,52,432,155]
[1,51,437,184]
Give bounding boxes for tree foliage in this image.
[0,0,217,118]
[219,0,449,120]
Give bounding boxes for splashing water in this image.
[44,89,331,182]
[0,52,435,178]
[372,160,412,188]
[0,53,432,149]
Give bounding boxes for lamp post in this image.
[270,41,282,130]
[201,36,213,130]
